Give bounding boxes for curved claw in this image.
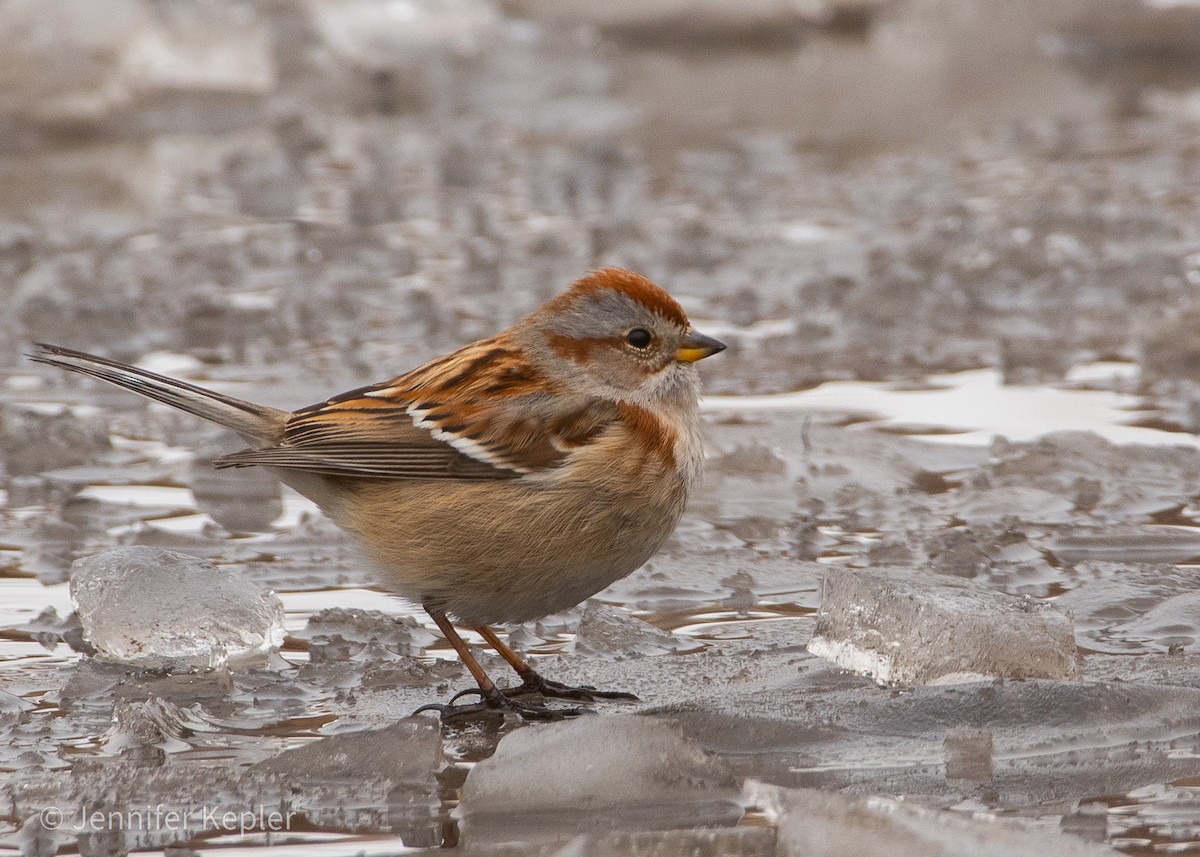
[448,687,485,704]
[412,701,452,717]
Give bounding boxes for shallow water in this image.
[5,363,1200,853]
[706,362,1181,447]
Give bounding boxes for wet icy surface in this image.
[6,0,1200,854]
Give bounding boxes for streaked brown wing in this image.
[213,437,513,480]
[213,337,618,480]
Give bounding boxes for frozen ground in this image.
[6,0,1200,854]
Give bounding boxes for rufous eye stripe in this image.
[545,332,607,363]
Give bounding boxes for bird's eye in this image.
[625,328,653,349]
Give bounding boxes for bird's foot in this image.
[413,686,590,723]
[506,671,639,702]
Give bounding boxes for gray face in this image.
[537,289,699,404]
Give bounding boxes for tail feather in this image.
[28,344,287,444]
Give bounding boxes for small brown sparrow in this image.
[31,268,725,718]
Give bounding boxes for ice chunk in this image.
[70,546,285,669]
[9,605,91,654]
[459,716,740,846]
[254,717,440,781]
[807,569,1077,686]
[1058,564,1200,654]
[924,523,1045,580]
[572,601,700,658]
[677,679,1200,807]
[5,720,442,852]
[100,698,199,755]
[7,812,66,857]
[294,607,437,659]
[970,434,1200,525]
[1108,591,1200,653]
[750,781,1122,857]
[0,689,32,727]
[951,485,1074,524]
[253,718,442,846]
[293,608,444,694]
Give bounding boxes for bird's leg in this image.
[475,624,639,702]
[429,611,502,704]
[415,610,587,721]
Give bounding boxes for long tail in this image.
[28,344,288,444]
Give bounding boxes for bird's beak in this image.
[676,330,727,363]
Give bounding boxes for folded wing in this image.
[214,337,618,480]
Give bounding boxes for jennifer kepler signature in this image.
[38,803,299,835]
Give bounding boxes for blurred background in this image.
[3,0,1200,400]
